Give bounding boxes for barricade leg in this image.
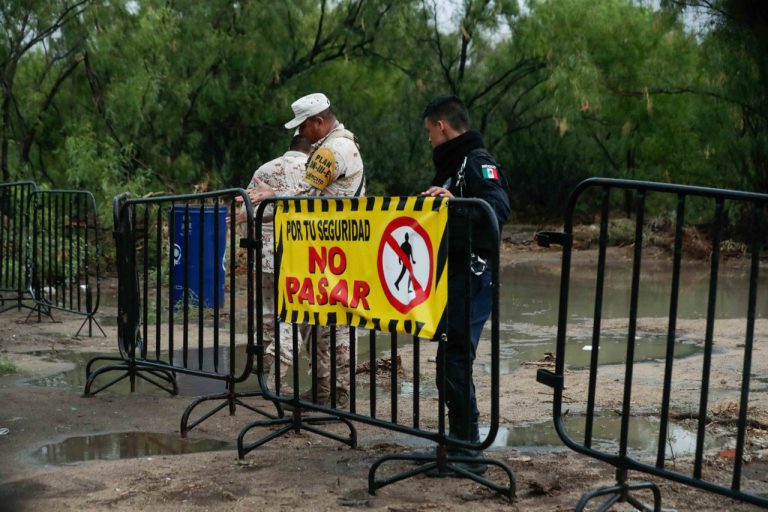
[237,324,357,459]
[75,313,107,338]
[83,356,178,396]
[180,380,284,438]
[575,469,662,512]
[367,451,516,500]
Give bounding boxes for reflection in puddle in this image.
[25,348,410,400]
[32,432,231,464]
[25,348,260,397]
[480,332,702,375]
[497,416,725,456]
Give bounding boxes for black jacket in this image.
[431,131,511,264]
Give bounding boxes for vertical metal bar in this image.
[437,334,446,437]
[168,201,175,366]
[24,184,32,309]
[490,200,502,452]
[25,186,33,308]
[0,187,6,291]
[213,199,221,373]
[83,195,92,327]
[53,193,59,308]
[310,324,318,402]
[292,323,300,405]
[462,211,473,440]
[142,207,149,359]
[22,186,29,306]
[198,203,205,371]
[26,191,33,307]
[0,187,6,293]
[182,204,190,368]
[330,326,338,408]
[28,191,35,307]
[370,330,377,418]
[56,193,62,307]
[245,195,254,382]
[657,193,686,468]
[350,326,357,414]
[10,187,17,297]
[10,186,18,299]
[585,187,610,448]
[413,335,420,429]
[68,194,74,310]
[694,197,724,479]
[271,210,281,392]
[732,203,762,490]
[92,192,101,334]
[76,195,82,312]
[390,331,397,423]
[155,204,162,360]
[619,190,646,460]
[11,184,16,298]
[46,193,52,308]
[229,198,237,378]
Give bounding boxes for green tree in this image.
[0,0,91,181]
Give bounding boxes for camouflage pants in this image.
[262,273,295,371]
[262,273,352,392]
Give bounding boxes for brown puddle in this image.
[32,432,232,464]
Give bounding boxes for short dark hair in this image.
[316,107,335,121]
[422,95,470,131]
[290,134,312,153]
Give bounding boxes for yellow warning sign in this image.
[275,197,448,338]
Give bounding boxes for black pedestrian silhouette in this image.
[394,232,416,293]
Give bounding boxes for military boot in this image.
[451,421,487,476]
[300,377,331,404]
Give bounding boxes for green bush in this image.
[0,355,17,376]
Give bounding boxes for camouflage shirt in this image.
[248,150,308,272]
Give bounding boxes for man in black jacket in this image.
[421,95,511,475]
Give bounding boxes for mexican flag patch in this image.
[481,164,499,180]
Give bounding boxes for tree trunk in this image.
[1,85,10,182]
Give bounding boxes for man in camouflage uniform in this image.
[242,135,312,379]
[248,93,365,408]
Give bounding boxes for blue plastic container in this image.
[170,206,227,309]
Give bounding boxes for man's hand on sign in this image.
[421,186,454,199]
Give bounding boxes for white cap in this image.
[284,93,331,129]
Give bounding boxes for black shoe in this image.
[425,451,487,477]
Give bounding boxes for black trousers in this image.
[436,266,493,440]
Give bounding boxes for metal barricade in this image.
[28,189,105,336]
[84,189,278,436]
[0,181,36,313]
[237,196,515,499]
[537,178,768,510]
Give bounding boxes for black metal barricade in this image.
[84,189,278,436]
[237,196,515,499]
[27,189,105,336]
[537,178,768,510]
[0,181,36,313]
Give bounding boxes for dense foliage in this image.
[1,0,766,225]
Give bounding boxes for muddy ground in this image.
[0,238,767,511]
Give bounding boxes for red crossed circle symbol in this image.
[377,217,433,314]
